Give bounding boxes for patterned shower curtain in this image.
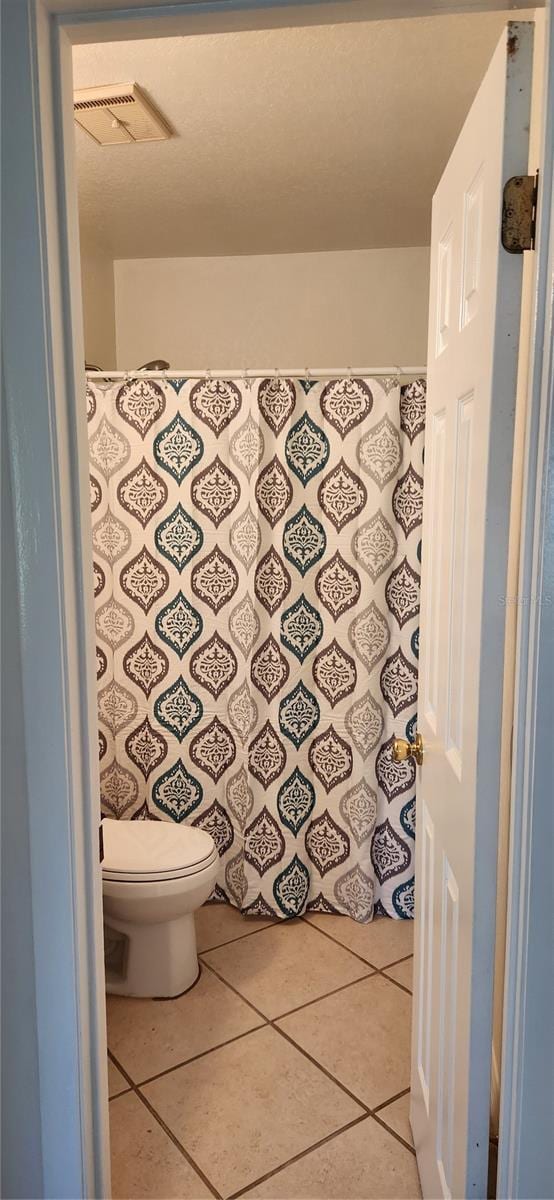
[88,375,424,920]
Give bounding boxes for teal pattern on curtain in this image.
[88,375,425,920]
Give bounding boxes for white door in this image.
[410,22,534,1200]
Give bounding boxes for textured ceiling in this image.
[73,10,525,257]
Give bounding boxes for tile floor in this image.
[107,906,420,1200]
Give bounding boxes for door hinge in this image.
[501,172,539,253]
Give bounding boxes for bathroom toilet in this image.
[102,818,218,998]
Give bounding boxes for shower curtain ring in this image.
[305,367,311,381]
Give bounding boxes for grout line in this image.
[113,985,413,1164]
[108,1050,223,1200]
[383,981,412,997]
[200,958,271,1023]
[382,952,415,969]
[381,970,413,998]
[107,1049,133,1100]
[300,916,414,997]
[299,915,384,970]
[230,1113,371,1200]
[268,1021,370,1116]
[373,1085,411,1113]
[204,908,413,979]
[371,1108,417,1157]
[108,1086,131,1099]
[202,932,414,1124]
[269,1016,417,1161]
[271,1015,415,1159]
[371,1087,417,1156]
[133,1023,267,1089]
[107,958,269,1092]
[301,915,414,978]
[114,1028,409,1198]
[273,969,376,1021]
[202,947,380,1025]
[107,1049,133,1081]
[118,964,377,1170]
[113,1018,415,1192]
[197,918,278,956]
[108,917,417,1196]
[137,1087,224,1199]
[232,1107,417,1200]
[112,965,375,1094]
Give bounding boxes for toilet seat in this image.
[102,818,218,883]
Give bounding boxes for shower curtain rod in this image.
[85,366,427,380]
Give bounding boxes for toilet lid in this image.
[102,819,217,881]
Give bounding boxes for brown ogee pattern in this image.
[89,376,424,919]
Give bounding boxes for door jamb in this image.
[4,0,552,1195]
[497,8,554,1197]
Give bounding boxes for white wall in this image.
[113,248,430,369]
[80,232,116,367]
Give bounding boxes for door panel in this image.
[411,22,534,1199]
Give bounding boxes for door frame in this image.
[496,10,554,1196]
[2,1,552,1195]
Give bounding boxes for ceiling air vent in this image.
[73,82,171,145]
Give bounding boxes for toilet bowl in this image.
[102,818,218,998]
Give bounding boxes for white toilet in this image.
[101,818,218,998]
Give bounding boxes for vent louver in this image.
[73,83,171,145]
[74,93,135,111]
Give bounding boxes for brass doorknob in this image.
[393,732,424,767]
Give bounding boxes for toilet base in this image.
[104,911,199,998]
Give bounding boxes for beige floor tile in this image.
[303,913,414,968]
[277,974,412,1109]
[196,903,274,953]
[142,1025,364,1198]
[202,920,371,1018]
[241,1115,421,1199]
[110,1091,211,1199]
[377,1092,414,1148]
[108,1057,129,1098]
[384,957,413,992]
[107,964,263,1082]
